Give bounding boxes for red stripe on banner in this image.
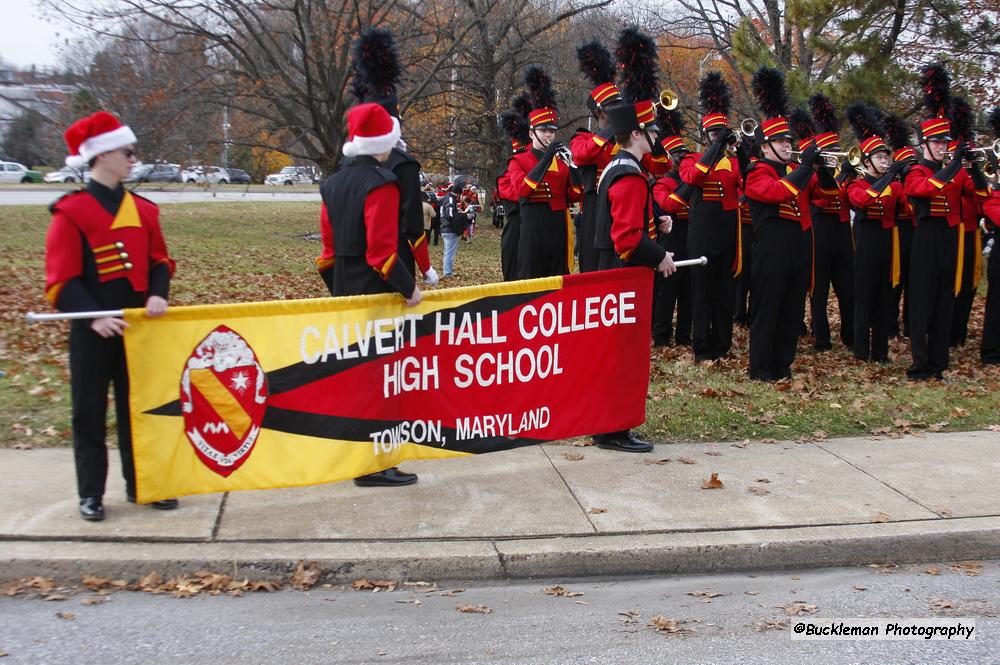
[267,269,653,446]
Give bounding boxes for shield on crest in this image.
[180,325,268,477]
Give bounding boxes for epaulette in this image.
[48,188,86,214]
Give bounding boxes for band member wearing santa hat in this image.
[592,99,676,452]
[571,40,622,273]
[845,103,905,363]
[318,102,422,486]
[744,67,836,381]
[506,66,582,279]
[45,111,177,521]
[903,63,989,380]
[345,28,439,288]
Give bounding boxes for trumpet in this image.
[653,88,679,112]
[554,144,577,169]
[942,139,1000,165]
[740,118,758,137]
[791,146,862,169]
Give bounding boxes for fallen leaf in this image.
[988,424,1000,432]
[776,602,817,616]
[744,590,759,596]
[704,451,722,456]
[291,561,321,590]
[457,604,492,614]
[755,478,771,483]
[871,512,891,523]
[55,612,75,620]
[439,588,465,597]
[618,610,641,624]
[139,571,163,590]
[648,615,694,635]
[928,421,949,432]
[587,507,607,514]
[247,580,281,592]
[790,576,801,580]
[867,563,898,573]
[748,486,770,496]
[760,438,778,444]
[562,452,584,461]
[567,438,595,447]
[755,619,789,631]
[931,598,957,610]
[81,575,112,591]
[686,590,723,600]
[852,585,868,591]
[829,402,842,409]
[575,600,590,605]
[43,594,67,602]
[951,407,968,418]
[701,472,724,489]
[395,597,422,606]
[352,578,397,592]
[543,585,584,598]
[950,561,982,577]
[678,457,697,464]
[81,596,108,606]
[644,458,672,465]
[925,567,941,576]
[731,439,749,449]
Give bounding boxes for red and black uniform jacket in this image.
[811,179,850,223]
[745,159,836,231]
[570,129,618,195]
[848,176,903,230]
[904,158,988,228]
[652,171,691,221]
[317,155,415,298]
[983,189,1000,229]
[46,182,174,311]
[594,151,665,268]
[505,147,583,210]
[679,152,741,212]
[385,148,431,275]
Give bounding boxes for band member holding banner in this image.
[592,98,676,452]
[681,72,742,361]
[319,102,422,486]
[571,40,623,273]
[845,102,905,363]
[507,66,582,279]
[903,63,989,380]
[744,67,835,381]
[45,111,177,521]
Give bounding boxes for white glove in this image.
[423,267,440,286]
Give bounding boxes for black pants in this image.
[688,207,737,360]
[749,219,811,381]
[950,228,978,347]
[578,192,600,273]
[907,218,958,379]
[982,243,1000,364]
[430,215,441,246]
[70,322,135,499]
[852,219,893,362]
[734,222,753,325]
[516,205,569,279]
[810,214,854,349]
[500,211,521,282]
[889,221,913,337]
[652,219,692,346]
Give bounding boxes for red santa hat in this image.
[63,111,137,169]
[342,103,401,158]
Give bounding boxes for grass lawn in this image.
[1,201,997,449]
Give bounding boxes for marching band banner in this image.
[124,268,653,502]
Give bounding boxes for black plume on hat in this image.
[883,114,912,151]
[699,71,731,116]
[989,107,1000,139]
[659,108,685,137]
[525,66,557,111]
[512,93,533,119]
[809,93,838,133]
[499,110,530,146]
[577,40,616,87]
[788,107,815,141]
[948,96,974,143]
[616,27,659,103]
[350,28,402,113]
[920,62,951,118]
[846,102,884,141]
[751,67,789,118]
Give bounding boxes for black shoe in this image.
[79,497,104,522]
[596,431,653,453]
[354,467,418,487]
[127,495,179,510]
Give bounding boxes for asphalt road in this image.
[0,187,320,206]
[2,561,997,664]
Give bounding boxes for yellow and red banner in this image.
[124,269,653,502]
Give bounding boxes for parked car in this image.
[265,166,319,185]
[127,163,182,183]
[44,166,90,184]
[226,168,252,184]
[0,161,43,183]
[182,165,233,184]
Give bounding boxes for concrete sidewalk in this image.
[2,431,999,582]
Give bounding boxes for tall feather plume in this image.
[788,107,816,141]
[512,93,533,119]
[846,102,884,141]
[525,66,557,111]
[809,93,838,133]
[615,27,659,103]
[658,108,685,138]
[577,40,616,86]
[499,111,530,146]
[699,71,731,116]
[883,114,912,151]
[989,108,1000,139]
[751,67,788,118]
[920,62,951,118]
[948,96,974,143]
[350,28,402,102]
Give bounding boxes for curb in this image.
[4,517,1000,583]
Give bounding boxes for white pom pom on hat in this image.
[63,111,136,168]
[342,103,401,158]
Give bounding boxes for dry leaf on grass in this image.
[988,424,1000,432]
[776,602,817,616]
[562,452,584,461]
[951,407,968,418]
[457,604,492,614]
[352,578,397,592]
[587,507,607,514]
[701,473,724,490]
[648,615,695,635]
[543,585,584,598]
[55,612,75,621]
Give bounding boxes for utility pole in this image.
[222,106,231,168]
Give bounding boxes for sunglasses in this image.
[116,148,136,158]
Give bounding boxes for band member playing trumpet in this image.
[744,68,837,381]
[845,102,905,363]
[904,63,989,380]
[506,66,582,279]
[680,72,743,361]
